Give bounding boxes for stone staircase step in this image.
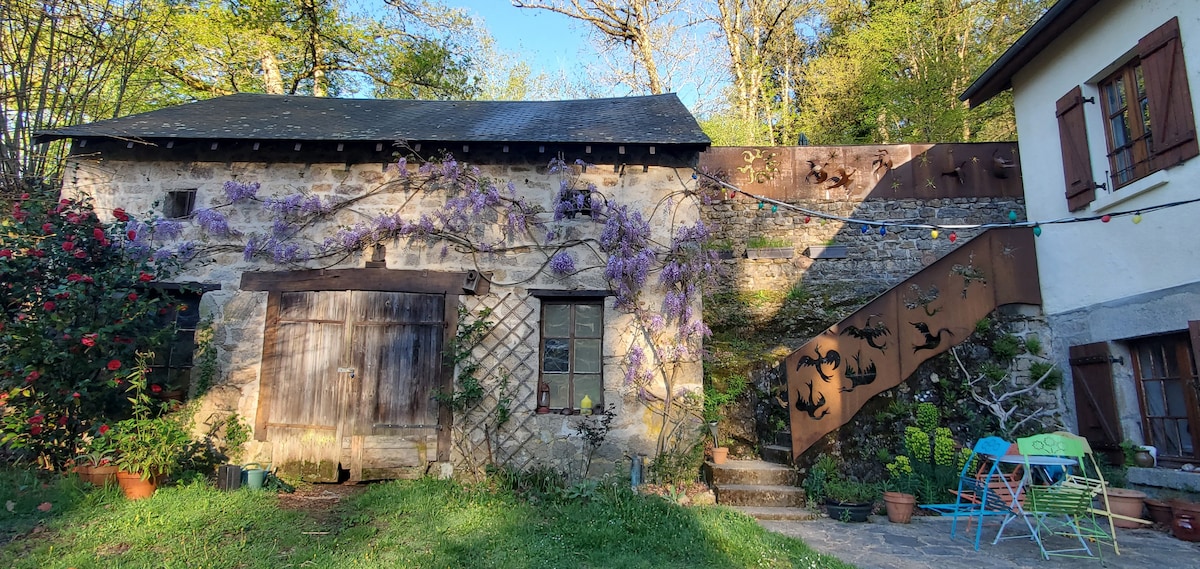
[715,484,806,508]
[706,459,796,486]
[730,506,818,521]
[760,444,792,464]
[773,431,793,447]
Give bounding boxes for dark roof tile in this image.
[36,93,711,146]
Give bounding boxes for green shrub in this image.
[992,333,1024,362]
[823,478,878,504]
[649,438,705,486]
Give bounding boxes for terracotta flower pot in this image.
[711,447,729,465]
[1146,498,1174,527]
[1171,503,1200,542]
[116,470,158,500]
[1106,488,1148,528]
[883,491,916,523]
[88,465,119,487]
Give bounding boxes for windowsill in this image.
[1092,170,1169,212]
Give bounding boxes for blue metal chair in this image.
[922,436,1018,550]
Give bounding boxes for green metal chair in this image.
[1017,433,1104,563]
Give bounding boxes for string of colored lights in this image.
[693,169,1200,238]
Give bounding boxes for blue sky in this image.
[455,2,592,80]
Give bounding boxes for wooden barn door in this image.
[345,291,445,481]
[260,290,446,482]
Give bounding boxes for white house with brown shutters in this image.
[963,0,1200,489]
[37,94,711,482]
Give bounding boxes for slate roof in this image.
[36,93,711,146]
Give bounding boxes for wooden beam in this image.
[240,268,490,295]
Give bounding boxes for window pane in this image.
[1164,344,1181,377]
[545,373,569,409]
[1138,344,1159,378]
[1104,79,1124,110]
[1150,420,1172,454]
[575,374,602,409]
[1145,380,1165,416]
[1165,419,1184,456]
[544,304,570,337]
[1180,420,1194,455]
[171,338,195,366]
[575,304,602,337]
[1166,380,1187,416]
[543,339,569,372]
[1110,114,1131,146]
[574,339,601,373]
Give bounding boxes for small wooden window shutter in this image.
[1069,341,1122,451]
[1056,86,1096,211]
[1139,17,1199,170]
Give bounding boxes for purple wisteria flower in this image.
[150,219,184,240]
[223,180,260,202]
[194,208,237,236]
[549,251,575,275]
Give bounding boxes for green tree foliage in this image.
[794,0,1052,144]
[0,0,169,191]
[0,195,187,469]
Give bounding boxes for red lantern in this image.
[536,383,551,414]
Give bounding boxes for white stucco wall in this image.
[1011,0,1200,317]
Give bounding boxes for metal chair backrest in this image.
[1017,433,1086,459]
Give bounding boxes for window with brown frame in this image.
[1055,17,1198,211]
[1131,333,1200,463]
[1099,61,1153,187]
[539,300,603,411]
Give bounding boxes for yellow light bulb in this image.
[931,229,939,239]
[1132,213,1143,224]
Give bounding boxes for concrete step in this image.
[715,484,806,508]
[760,444,792,464]
[706,459,796,486]
[730,506,818,521]
[773,431,792,447]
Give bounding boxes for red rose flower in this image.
[81,333,97,347]
[30,426,42,435]
[28,414,44,424]
[73,250,87,259]
[43,301,55,311]
[127,230,137,241]
[106,360,122,371]
[25,370,40,383]
[113,208,129,222]
[20,193,29,200]
[138,272,153,282]
[93,228,105,240]
[82,275,93,283]
[0,249,11,258]
[67,273,82,282]
[127,292,138,301]
[55,292,69,299]
[66,213,80,224]
[30,248,44,258]
[57,416,68,426]
[150,384,162,393]
[98,424,110,435]
[42,223,53,234]
[61,241,75,252]
[72,392,80,399]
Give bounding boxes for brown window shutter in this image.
[1056,86,1096,211]
[1069,341,1122,451]
[1139,17,1199,170]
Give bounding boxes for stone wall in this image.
[702,196,1026,294]
[699,144,1027,295]
[63,154,704,480]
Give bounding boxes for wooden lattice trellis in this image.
[453,292,543,473]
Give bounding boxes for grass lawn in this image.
[0,470,855,569]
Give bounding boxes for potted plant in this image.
[823,478,879,523]
[75,425,118,486]
[111,355,192,499]
[883,455,919,523]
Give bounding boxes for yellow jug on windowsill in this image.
[580,394,593,415]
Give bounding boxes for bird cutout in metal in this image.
[911,321,953,353]
[871,150,893,176]
[805,160,829,184]
[903,283,942,316]
[795,381,829,419]
[991,150,1017,179]
[941,161,967,186]
[839,315,890,352]
[840,352,878,393]
[795,346,841,382]
[827,166,856,192]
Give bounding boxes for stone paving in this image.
[761,515,1200,569]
